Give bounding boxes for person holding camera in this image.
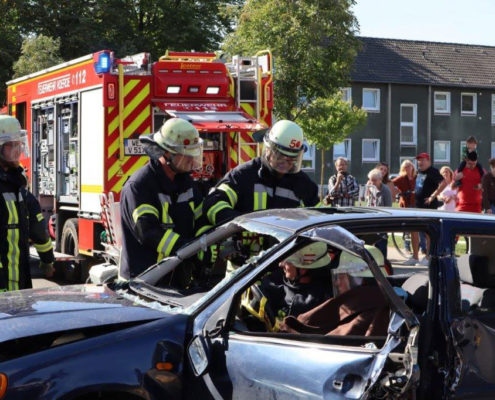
[326,157,359,206]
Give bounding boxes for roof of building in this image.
[352,37,495,89]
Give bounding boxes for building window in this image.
[492,95,495,125]
[301,140,315,170]
[400,104,417,145]
[399,157,417,170]
[362,139,380,162]
[434,141,451,163]
[341,87,352,103]
[434,91,450,114]
[491,142,495,158]
[362,88,380,112]
[461,93,477,115]
[333,139,351,161]
[460,141,467,161]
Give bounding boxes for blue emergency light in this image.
[94,51,112,74]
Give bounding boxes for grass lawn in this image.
[387,233,467,255]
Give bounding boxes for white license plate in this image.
[124,139,145,156]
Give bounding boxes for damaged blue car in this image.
[0,207,494,399]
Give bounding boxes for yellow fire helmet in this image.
[263,120,305,174]
[335,245,389,279]
[285,242,331,269]
[140,117,203,171]
[332,245,389,297]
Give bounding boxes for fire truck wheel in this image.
[61,218,88,283]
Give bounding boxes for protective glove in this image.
[40,262,55,279]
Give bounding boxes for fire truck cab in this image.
[6,49,273,281]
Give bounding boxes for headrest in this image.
[401,273,429,312]
[457,254,493,288]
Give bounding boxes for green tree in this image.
[0,2,22,105]
[298,95,367,198]
[13,0,242,60]
[13,35,64,78]
[224,0,366,197]
[223,0,360,119]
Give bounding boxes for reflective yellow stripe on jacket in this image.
[190,201,203,221]
[218,183,238,207]
[207,201,231,225]
[253,184,271,211]
[194,202,203,220]
[132,204,159,223]
[157,229,180,261]
[161,202,174,225]
[33,238,53,254]
[3,193,20,291]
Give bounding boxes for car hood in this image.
[0,284,171,342]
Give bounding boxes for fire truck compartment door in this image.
[80,88,104,214]
[163,110,266,133]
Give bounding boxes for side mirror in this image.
[188,336,210,377]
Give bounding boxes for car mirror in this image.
[188,335,210,377]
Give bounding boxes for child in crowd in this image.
[454,136,484,186]
[437,166,457,211]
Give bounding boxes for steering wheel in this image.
[240,284,278,332]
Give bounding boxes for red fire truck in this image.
[6,49,273,280]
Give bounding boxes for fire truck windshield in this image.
[171,111,253,123]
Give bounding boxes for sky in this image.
[352,0,495,46]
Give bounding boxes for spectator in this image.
[366,168,392,207]
[392,159,420,265]
[415,152,445,265]
[392,159,416,208]
[376,161,397,199]
[454,136,484,187]
[326,157,359,206]
[482,158,495,214]
[456,151,482,213]
[415,153,445,209]
[366,168,391,259]
[437,166,457,211]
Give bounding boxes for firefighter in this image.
[120,118,204,280]
[203,120,320,226]
[0,115,55,291]
[241,241,333,332]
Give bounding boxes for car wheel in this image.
[61,218,88,283]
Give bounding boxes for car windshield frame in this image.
[127,218,294,312]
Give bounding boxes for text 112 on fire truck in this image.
[6,49,273,281]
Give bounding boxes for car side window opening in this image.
[233,228,431,342]
[454,235,495,315]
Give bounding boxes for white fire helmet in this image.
[285,242,331,269]
[0,115,29,164]
[263,120,305,174]
[140,117,203,172]
[332,245,388,297]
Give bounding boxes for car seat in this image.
[457,254,495,310]
[401,272,429,314]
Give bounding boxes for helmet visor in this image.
[331,264,367,297]
[264,145,304,174]
[0,131,29,163]
[171,140,203,173]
